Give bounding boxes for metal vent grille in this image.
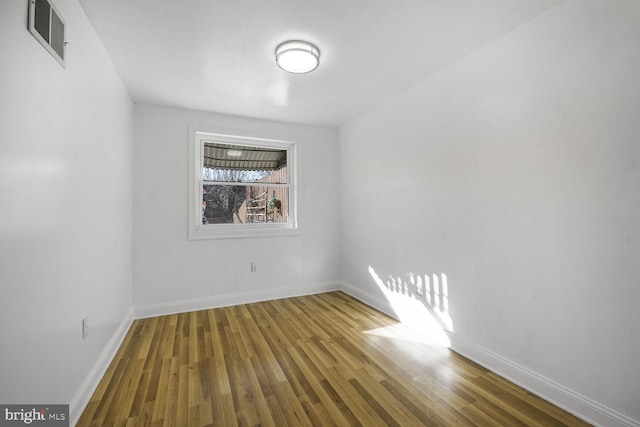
[28,0,66,68]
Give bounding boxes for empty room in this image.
[1,0,639,426]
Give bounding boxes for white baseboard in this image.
[338,280,639,427]
[133,281,340,319]
[447,333,640,427]
[69,307,134,426]
[338,280,399,320]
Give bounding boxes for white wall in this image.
[133,105,340,313]
[0,0,133,420]
[339,1,640,425]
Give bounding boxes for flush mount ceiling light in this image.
[275,40,320,74]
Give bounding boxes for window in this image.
[189,128,298,239]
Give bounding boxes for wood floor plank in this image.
[78,292,591,426]
[287,344,358,426]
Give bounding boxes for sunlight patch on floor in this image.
[364,322,446,346]
[368,265,452,347]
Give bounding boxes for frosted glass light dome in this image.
[275,40,320,74]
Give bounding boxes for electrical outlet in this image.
[82,317,88,339]
[251,262,257,272]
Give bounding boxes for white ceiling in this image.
[79,0,562,127]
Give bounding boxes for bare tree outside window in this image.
[202,169,270,224]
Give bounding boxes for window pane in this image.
[203,142,287,183]
[203,184,288,224]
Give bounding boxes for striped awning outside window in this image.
[203,142,286,171]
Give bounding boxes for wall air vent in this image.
[28,0,66,68]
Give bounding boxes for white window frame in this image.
[188,126,299,240]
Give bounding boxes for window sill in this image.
[188,224,301,240]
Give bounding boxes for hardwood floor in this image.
[77,292,591,426]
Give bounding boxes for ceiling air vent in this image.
[28,0,66,68]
